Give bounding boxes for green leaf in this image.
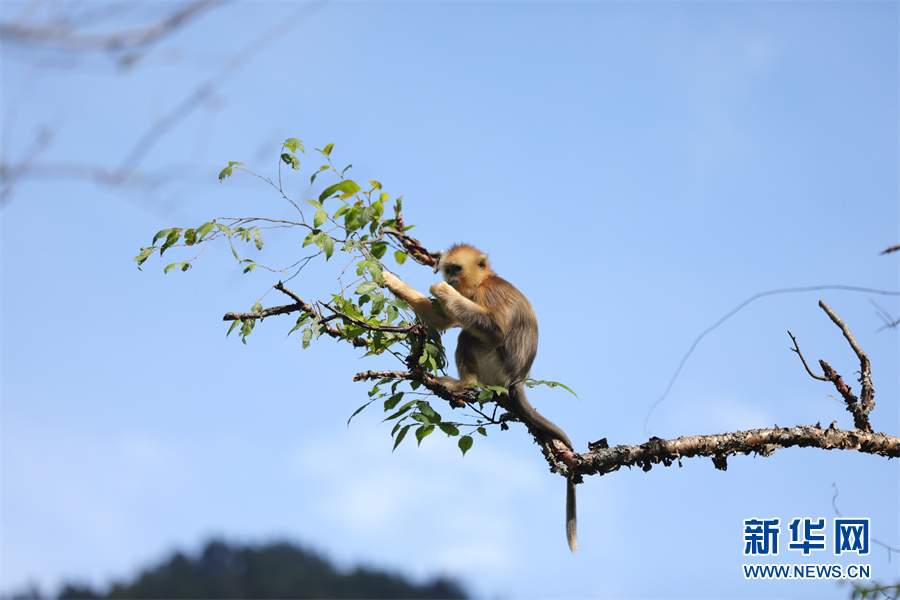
[218,161,243,181]
[438,422,459,437]
[415,425,435,445]
[370,241,388,259]
[322,143,335,156]
[321,236,334,259]
[319,180,361,203]
[283,138,304,153]
[310,165,330,185]
[384,393,404,411]
[415,401,441,423]
[226,320,241,337]
[306,198,324,210]
[197,221,215,240]
[347,401,371,426]
[458,435,473,456]
[301,327,312,349]
[477,427,487,437]
[393,424,411,451]
[159,228,182,256]
[252,229,263,250]
[288,314,312,336]
[355,281,378,295]
[240,319,253,344]
[152,228,172,245]
[133,247,155,269]
[314,209,328,228]
[385,398,417,421]
[366,261,383,283]
[525,379,579,399]
[394,250,408,265]
[302,230,334,259]
[281,153,301,170]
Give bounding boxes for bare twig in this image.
[881,244,900,255]
[870,299,900,331]
[1,1,222,52]
[787,331,827,381]
[222,303,307,321]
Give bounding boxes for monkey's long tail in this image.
[566,477,577,552]
[507,383,578,552]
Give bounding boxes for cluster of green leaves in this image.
[134,220,265,274]
[135,138,479,453]
[353,377,507,456]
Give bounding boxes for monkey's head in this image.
[438,244,494,296]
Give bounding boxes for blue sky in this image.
[2,2,898,598]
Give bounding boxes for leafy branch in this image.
[135,138,572,457]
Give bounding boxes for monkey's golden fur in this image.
[382,244,578,552]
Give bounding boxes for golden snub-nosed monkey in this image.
[382,244,578,552]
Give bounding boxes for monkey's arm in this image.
[429,281,504,346]
[382,271,457,331]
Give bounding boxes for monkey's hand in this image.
[382,270,403,293]
[429,281,453,297]
[382,272,457,331]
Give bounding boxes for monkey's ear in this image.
[430,250,444,273]
[477,254,488,269]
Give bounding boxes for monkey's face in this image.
[442,262,464,288]
[439,245,491,296]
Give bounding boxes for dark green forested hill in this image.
[46,540,467,600]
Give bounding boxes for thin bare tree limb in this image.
[787,330,827,381]
[0,1,223,52]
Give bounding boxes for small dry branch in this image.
[789,301,875,432]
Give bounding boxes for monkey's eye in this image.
[445,265,462,276]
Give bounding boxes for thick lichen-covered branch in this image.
[576,423,899,478]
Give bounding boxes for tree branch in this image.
[222,282,368,348]
[819,300,874,414]
[577,423,900,478]
[354,368,900,480]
